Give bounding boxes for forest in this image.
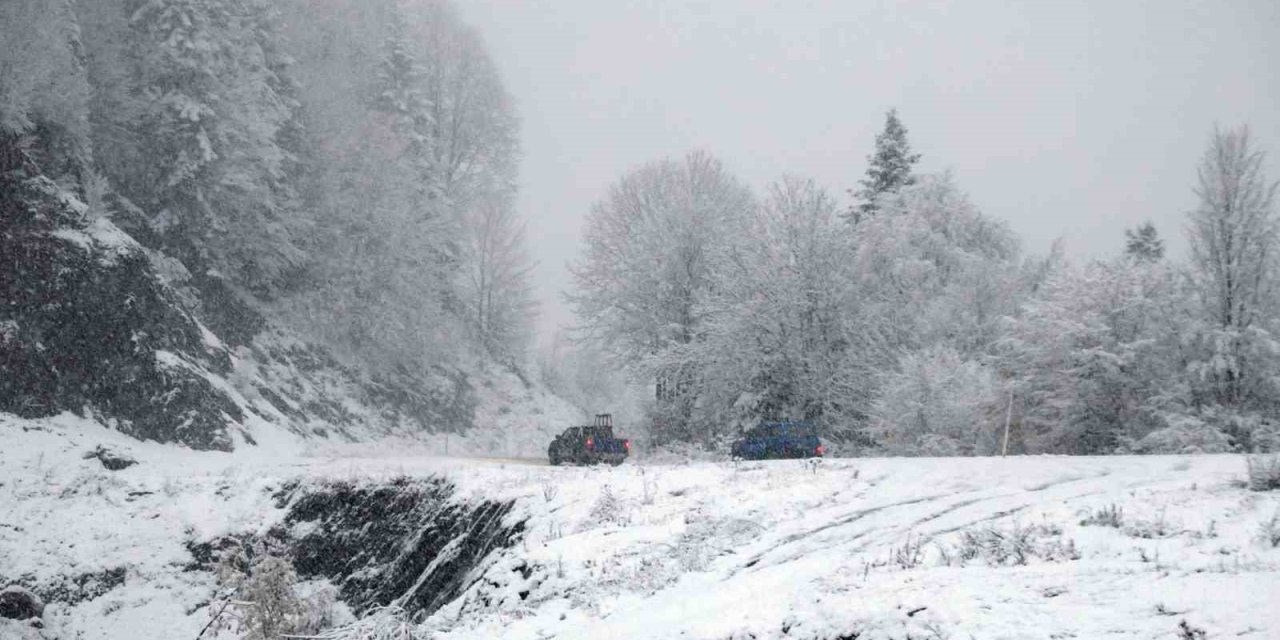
[3,0,533,361]
[565,112,1280,456]
[1,0,540,448]
[2,0,1278,458]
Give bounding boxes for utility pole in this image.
[1001,391,1014,457]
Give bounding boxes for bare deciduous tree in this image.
[462,194,536,360]
[569,151,753,442]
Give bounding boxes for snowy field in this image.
[3,413,1279,640]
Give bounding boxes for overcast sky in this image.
[453,0,1280,344]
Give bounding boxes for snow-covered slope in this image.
[447,456,1279,640]
[3,413,1278,639]
[1,139,586,456]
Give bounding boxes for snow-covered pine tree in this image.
[121,0,304,296]
[849,108,922,223]
[1,0,93,177]
[274,0,521,373]
[370,20,456,301]
[375,22,438,205]
[375,32,425,121]
[1124,221,1165,262]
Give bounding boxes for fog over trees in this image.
[3,0,536,379]
[3,0,1277,457]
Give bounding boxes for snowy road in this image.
[448,455,550,467]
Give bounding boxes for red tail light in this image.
[586,437,594,448]
[624,439,631,451]
[816,444,825,456]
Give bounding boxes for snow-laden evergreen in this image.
[849,107,922,222]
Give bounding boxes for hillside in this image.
[3,413,1277,639]
[2,0,559,458]
[0,127,581,458]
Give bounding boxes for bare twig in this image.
[195,587,239,640]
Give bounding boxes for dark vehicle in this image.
[731,420,824,460]
[549,414,631,466]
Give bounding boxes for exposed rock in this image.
[275,477,524,617]
[0,133,242,451]
[9,568,127,608]
[184,535,251,573]
[82,446,137,471]
[1,132,484,453]
[0,585,43,621]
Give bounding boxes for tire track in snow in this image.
[731,472,1119,577]
[730,492,961,576]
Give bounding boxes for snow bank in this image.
[3,413,1278,639]
[417,454,1280,640]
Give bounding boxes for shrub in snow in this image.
[1251,420,1280,453]
[207,541,336,639]
[640,467,659,505]
[1135,414,1234,454]
[1258,510,1280,548]
[316,606,431,640]
[578,485,631,531]
[890,533,926,569]
[294,580,345,636]
[869,345,1001,457]
[1078,504,1124,528]
[237,554,304,640]
[1177,619,1208,640]
[0,586,43,621]
[1245,455,1280,491]
[81,445,137,471]
[956,521,1079,566]
[1122,508,1180,539]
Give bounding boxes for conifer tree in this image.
[123,0,304,294]
[1124,221,1165,262]
[849,108,922,223]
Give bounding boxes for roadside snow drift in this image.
[2,413,1278,639]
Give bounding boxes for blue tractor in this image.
[730,420,824,460]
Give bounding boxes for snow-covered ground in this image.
[2,413,1278,639]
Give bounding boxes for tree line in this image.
[570,111,1280,456]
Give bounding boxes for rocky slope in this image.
[1,132,580,455]
[1,133,245,450]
